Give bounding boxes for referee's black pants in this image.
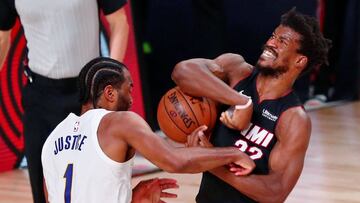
[22,70,80,203]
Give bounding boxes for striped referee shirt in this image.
[0,0,126,79]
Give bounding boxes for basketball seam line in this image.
[176,89,200,126]
[162,94,189,136]
[204,97,212,128]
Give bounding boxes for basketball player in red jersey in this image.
[42,57,255,203]
[172,8,331,203]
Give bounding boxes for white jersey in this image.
[41,109,134,203]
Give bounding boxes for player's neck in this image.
[80,103,94,115]
[256,73,295,101]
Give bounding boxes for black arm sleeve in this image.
[98,0,127,15]
[0,0,17,30]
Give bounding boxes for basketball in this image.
[157,86,218,143]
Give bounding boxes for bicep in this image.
[118,113,179,170]
[269,110,311,195]
[268,138,306,194]
[128,127,173,162]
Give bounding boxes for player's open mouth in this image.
[261,49,277,60]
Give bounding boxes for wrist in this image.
[227,147,241,162]
[235,98,252,110]
[235,91,252,109]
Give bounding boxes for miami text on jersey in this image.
[233,123,275,160]
[240,123,274,147]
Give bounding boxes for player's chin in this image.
[256,59,273,68]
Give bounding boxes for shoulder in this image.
[105,111,145,125]
[214,53,246,64]
[103,111,151,134]
[283,106,310,124]
[98,0,127,15]
[276,107,311,146]
[214,53,254,87]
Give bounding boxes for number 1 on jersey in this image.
[64,164,74,203]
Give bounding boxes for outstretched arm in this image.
[110,111,255,174]
[209,107,311,202]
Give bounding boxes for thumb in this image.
[197,125,208,132]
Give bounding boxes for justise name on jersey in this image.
[53,134,88,155]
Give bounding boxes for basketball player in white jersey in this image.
[41,57,255,203]
[0,1,129,202]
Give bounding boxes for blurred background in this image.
[131,0,360,129]
[0,0,359,172]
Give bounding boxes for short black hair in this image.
[78,57,127,106]
[280,8,332,74]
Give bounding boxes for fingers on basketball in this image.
[157,87,217,143]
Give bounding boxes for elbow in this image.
[255,189,288,203]
[259,194,287,203]
[245,179,289,203]
[171,61,194,86]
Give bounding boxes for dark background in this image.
[130,0,360,130]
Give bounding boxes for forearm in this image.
[109,21,129,62]
[172,60,249,106]
[106,8,129,62]
[210,167,286,203]
[124,113,251,174]
[128,128,245,174]
[170,146,249,174]
[0,30,11,69]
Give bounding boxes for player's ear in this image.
[103,85,116,102]
[295,55,307,72]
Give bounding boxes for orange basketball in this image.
[157,86,218,143]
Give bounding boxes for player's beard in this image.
[116,94,132,111]
[256,63,288,78]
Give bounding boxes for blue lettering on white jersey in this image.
[54,134,87,155]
